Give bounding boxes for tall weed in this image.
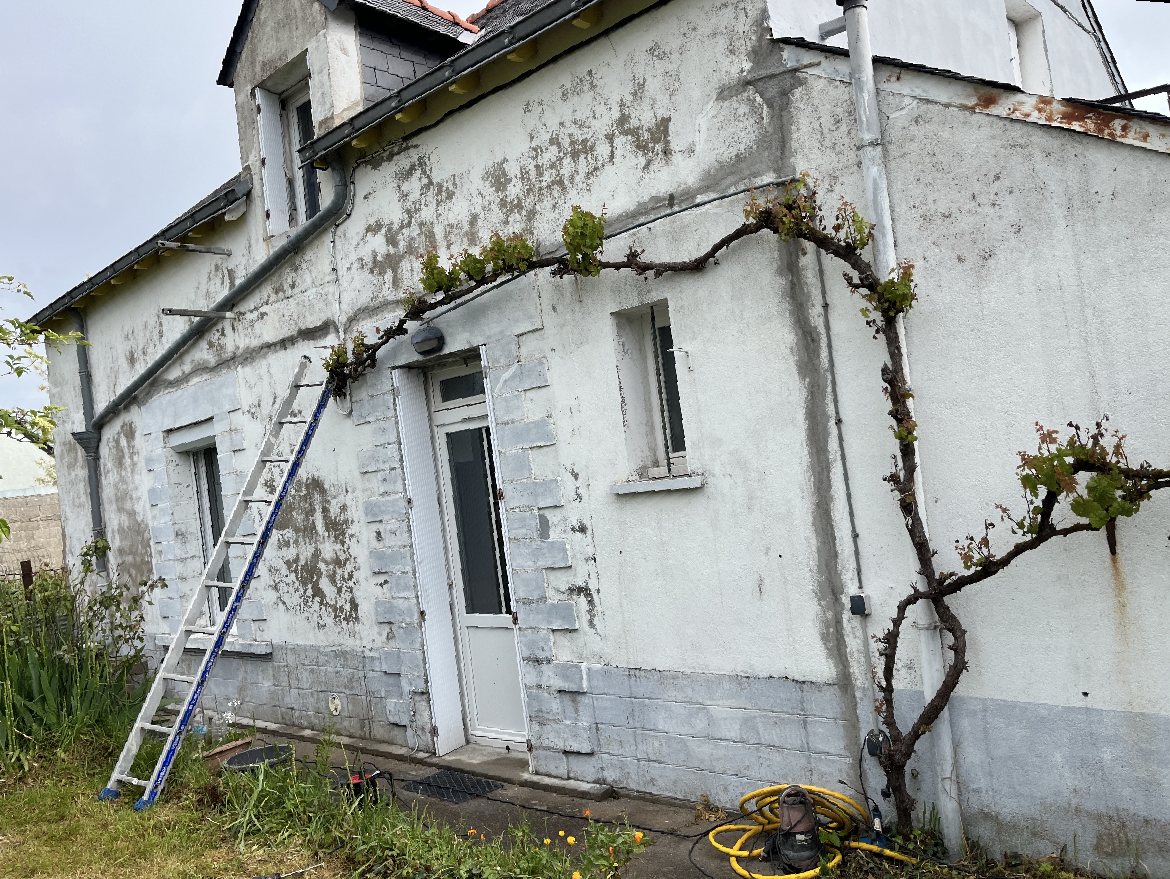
[0,540,162,767]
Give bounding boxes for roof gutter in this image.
[298,0,603,164]
[32,178,252,327]
[89,162,347,432]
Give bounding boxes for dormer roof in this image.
[217,0,477,88]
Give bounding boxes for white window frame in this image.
[255,79,320,236]
[612,300,690,481]
[1004,0,1053,96]
[190,443,233,626]
[280,82,319,227]
[429,359,489,419]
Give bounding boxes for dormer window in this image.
[1004,0,1053,96]
[256,81,322,236]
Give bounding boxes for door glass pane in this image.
[446,427,510,615]
[439,370,485,403]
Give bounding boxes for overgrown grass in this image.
[218,733,649,878]
[0,733,341,879]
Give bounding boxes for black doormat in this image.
[401,770,504,804]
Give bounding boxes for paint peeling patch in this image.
[961,91,1168,154]
[271,474,360,630]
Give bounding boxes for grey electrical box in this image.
[849,594,870,616]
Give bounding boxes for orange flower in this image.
[609,847,614,856]
[468,828,477,837]
[584,810,591,817]
[567,836,576,845]
[634,831,644,843]
[480,833,485,840]
[544,838,551,845]
[573,873,582,879]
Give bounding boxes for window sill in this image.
[156,632,273,657]
[610,475,703,495]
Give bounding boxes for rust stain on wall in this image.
[962,91,1162,151]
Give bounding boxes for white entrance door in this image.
[430,364,526,746]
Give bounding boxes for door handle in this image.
[511,611,518,626]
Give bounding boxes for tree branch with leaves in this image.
[0,275,81,540]
[322,178,1169,839]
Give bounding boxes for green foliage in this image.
[744,176,820,240]
[892,418,918,445]
[0,543,162,767]
[417,233,537,297]
[745,179,918,318]
[958,419,1151,569]
[561,206,607,276]
[1069,471,1135,530]
[873,261,918,317]
[0,275,82,472]
[1015,419,1140,532]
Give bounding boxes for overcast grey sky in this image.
[1,0,1166,410]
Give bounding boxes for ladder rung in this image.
[102,359,323,810]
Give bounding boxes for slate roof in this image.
[218,0,475,88]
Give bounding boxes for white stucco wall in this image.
[767,0,1119,99]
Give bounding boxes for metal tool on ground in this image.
[99,356,333,808]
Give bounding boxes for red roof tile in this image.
[467,0,508,24]
[397,0,480,32]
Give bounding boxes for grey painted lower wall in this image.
[895,690,1170,873]
[529,663,856,809]
[178,643,422,748]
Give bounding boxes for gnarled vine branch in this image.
[322,177,1170,839]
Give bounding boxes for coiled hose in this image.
[708,785,918,878]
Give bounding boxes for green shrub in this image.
[0,541,161,767]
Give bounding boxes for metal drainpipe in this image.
[90,162,348,431]
[70,162,347,573]
[838,0,964,855]
[68,307,107,573]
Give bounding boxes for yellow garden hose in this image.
[707,785,918,878]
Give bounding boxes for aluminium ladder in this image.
[100,355,333,808]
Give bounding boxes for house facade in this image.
[34,0,1169,870]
